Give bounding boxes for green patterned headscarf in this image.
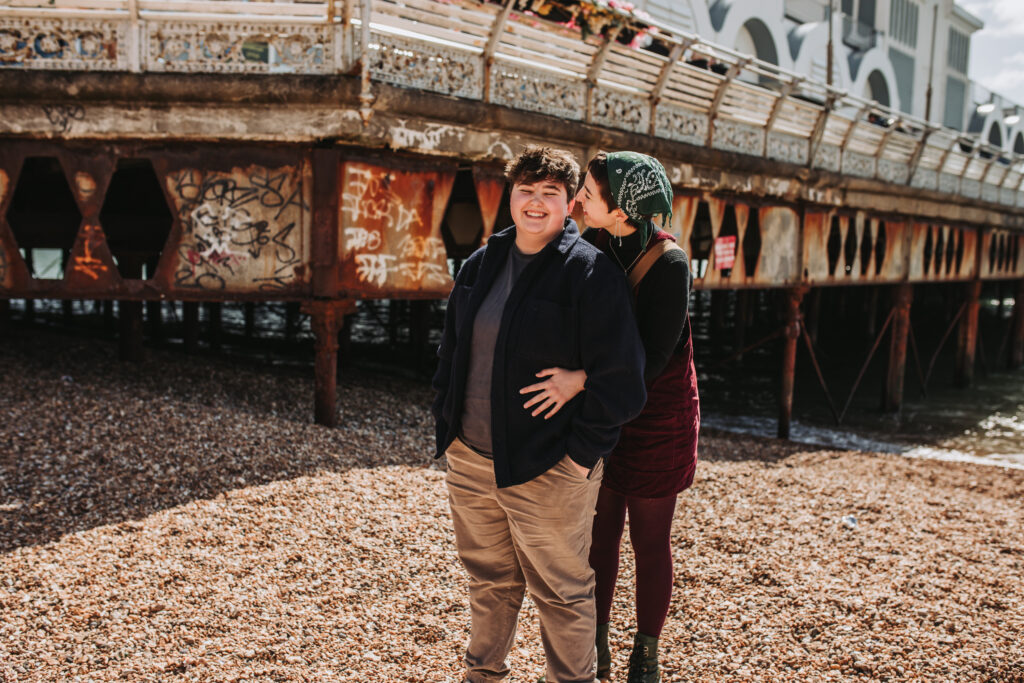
[606,151,673,245]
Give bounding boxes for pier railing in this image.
[2,0,1023,208]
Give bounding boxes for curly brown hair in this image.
[504,145,580,199]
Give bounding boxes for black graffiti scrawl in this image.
[166,165,308,292]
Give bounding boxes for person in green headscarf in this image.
[519,151,700,683]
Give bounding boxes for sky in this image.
[960,0,1024,106]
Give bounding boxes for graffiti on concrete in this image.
[166,165,308,292]
[340,162,453,293]
[71,223,109,281]
[42,104,85,133]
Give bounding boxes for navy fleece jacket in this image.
[431,220,647,488]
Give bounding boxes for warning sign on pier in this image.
[714,235,736,270]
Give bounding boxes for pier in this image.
[1,0,1022,433]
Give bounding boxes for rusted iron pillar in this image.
[711,291,728,342]
[119,257,145,362]
[883,283,913,412]
[207,302,223,352]
[805,288,821,345]
[244,303,256,339]
[103,300,114,331]
[410,299,430,370]
[1010,279,1024,369]
[147,300,163,342]
[304,300,357,427]
[119,301,144,362]
[337,312,353,375]
[865,287,880,340]
[734,291,750,362]
[182,301,200,353]
[955,280,983,388]
[778,287,807,439]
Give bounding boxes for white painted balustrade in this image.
[2,0,1022,207]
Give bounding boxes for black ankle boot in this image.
[596,622,611,681]
[626,632,660,683]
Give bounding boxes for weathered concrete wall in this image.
[2,70,1023,232]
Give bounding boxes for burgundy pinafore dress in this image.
[599,229,700,499]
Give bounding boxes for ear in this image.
[566,197,577,213]
[612,207,629,222]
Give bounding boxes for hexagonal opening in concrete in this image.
[689,201,713,278]
[859,220,873,276]
[954,229,965,275]
[6,157,81,280]
[944,227,956,274]
[934,228,945,276]
[742,208,761,278]
[99,158,174,280]
[923,227,934,276]
[843,219,858,275]
[874,222,887,275]
[440,169,485,262]
[717,204,739,278]
[826,215,842,276]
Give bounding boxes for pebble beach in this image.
[1,330,1023,682]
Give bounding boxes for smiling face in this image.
[575,172,633,236]
[510,179,573,254]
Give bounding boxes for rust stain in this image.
[471,168,505,243]
[74,171,97,202]
[339,161,455,295]
[66,223,118,289]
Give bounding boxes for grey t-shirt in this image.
[460,245,538,456]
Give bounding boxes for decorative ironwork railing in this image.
[2,0,1024,209]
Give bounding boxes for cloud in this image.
[973,51,1024,103]
[960,0,1024,37]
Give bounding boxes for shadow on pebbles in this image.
[1,330,1023,682]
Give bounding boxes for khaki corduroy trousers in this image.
[445,438,603,683]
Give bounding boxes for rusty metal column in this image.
[147,300,163,342]
[734,290,750,362]
[883,283,913,412]
[1011,279,1024,369]
[207,302,223,352]
[955,280,983,387]
[244,303,256,339]
[118,256,144,362]
[778,287,806,439]
[305,300,357,427]
[183,301,200,353]
[119,301,144,362]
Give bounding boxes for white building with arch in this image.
[636,0,1024,156]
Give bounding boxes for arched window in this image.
[864,70,891,108]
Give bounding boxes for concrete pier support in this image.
[244,303,256,339]
[147,300,163,342]
[118,300,144,362]
[734,290,750,361]
[182,301,200,353]
[305,300,358,427]
[778,287,806,439]
[883,283,913,412]
[207,302,222,352]
[955,280,983,388]
[1011,279,1024,369]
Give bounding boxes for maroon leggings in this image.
[588,485,678,637]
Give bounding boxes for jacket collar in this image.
[487,218,581,256]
